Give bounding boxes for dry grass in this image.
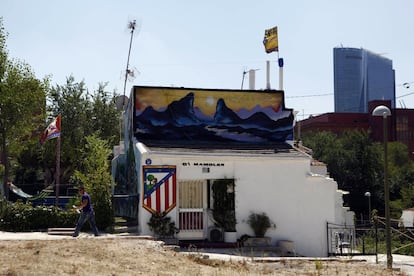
[0,237,407,275]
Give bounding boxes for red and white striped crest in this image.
[142,166,177,215]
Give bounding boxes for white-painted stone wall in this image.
[136,142,354,257]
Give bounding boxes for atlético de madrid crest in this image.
[142,165,176,215]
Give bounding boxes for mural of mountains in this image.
[135,92,294,144]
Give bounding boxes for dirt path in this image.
[0,236,406,275]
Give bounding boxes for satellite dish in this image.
[115,95,129,111]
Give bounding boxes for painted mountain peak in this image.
[135,91,294,144]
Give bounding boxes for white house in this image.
[112,85,354,257]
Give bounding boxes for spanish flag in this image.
[39,115,61,145]
[263,26,278,53]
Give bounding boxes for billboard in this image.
[133,86,293,145]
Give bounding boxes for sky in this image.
[2,0,414,118]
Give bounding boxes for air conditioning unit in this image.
[208,226,223,242]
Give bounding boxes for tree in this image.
[303,130,414,221]
[90,83,120,147]
[71,134,114,229]
[337,131,382,217]
[45,77,120,186]
[303,130,382,217]
[0,18,48,198]
[388,142,414,217]
[46,76,90,185]
[0,19,120,202]
[387,142,414,198]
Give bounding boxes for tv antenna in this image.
[241,68,260,90]
[241,69,248,90]
[122,19,139,106]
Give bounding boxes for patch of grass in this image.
[315,259,323,273]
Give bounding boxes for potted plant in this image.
[247,212,275,238]
[147,211,178,239]
[222,209,237,243]
[212,179,237,242]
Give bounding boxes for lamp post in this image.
[364,191,371,222]
[372,105,392,269]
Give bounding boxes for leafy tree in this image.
[90,83,120,147]
[45,76,90,185]
[388,142,414,217]
[303,130,382,217]
[303,130,414,221]
[0,18,48,198]
[45,77,120,187]
[71,134,114,229]
[337,131,382,216]
[302,131,346,184]
[387,142,414,197]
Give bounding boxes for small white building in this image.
[112,86,354,257]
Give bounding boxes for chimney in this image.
[249,69,256,90]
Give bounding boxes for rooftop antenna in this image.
[123,19,137,108]
[241,68,248,89]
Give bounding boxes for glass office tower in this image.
[334,47,395,113]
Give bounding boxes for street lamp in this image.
[364,191,371,222]
[372,105,392,269]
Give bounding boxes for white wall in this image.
[136,145,353,257]
[235,159,341,256]
[400,209,414,228]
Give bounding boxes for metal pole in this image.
[365,192,371,222]
[123,20,136,101]
[383,115,392,269]
[241,71,246,90]
[266,61,271,89]
[375,217,378,264]
[368,196,371,221]
[372,105,392,267]
[326,222,329,256]
[278,58,284,90]
[55,135,61,206]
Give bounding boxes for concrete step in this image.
[47,227,75,236]
[113,225,139,234]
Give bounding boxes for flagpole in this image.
[55,135,61,206]
[39,114,61,206]
[276,29,283,91]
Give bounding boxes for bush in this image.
[147,212,178,238]
[247,212,276,237]
[0,198,78,231]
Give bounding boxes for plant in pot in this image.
[247,212,276,238]
[147,211,178,239]
[212,179,237,242]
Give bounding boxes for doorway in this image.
[177,180,205,239]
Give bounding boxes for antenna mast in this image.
[241,70,248,89]
[123,20,137,102]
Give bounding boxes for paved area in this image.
[1,231,414,275]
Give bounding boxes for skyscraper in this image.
[334,47,395,113]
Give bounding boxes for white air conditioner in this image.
[208,226,223,242]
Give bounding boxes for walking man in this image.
[73,186,99,237]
